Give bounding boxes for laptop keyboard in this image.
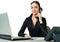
[0,34,11,40]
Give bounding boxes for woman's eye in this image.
[35,6,38,8]
[31,7,33,9]
[31,6,38,9]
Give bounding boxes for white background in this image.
[0,0,60,36]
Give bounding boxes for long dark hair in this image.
[31,1,43,13]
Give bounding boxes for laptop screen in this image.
[0,13,11,35]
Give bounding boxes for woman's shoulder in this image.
[42,17,46,23]
[26,17,31,21]
[25,14,32,20]
[42,17,46,19]
[42,17,46,21]
[24,16,31,22]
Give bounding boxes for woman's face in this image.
[31,3,39,15]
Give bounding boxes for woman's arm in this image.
[36,13,48,33]
[39,18,48,36]
[40,18,48,33]
[18,18,27,37]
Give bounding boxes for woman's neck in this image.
[32,14,37,18]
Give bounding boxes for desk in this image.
[0,37,54,42]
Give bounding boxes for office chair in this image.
[47,26,51,32]
[45,27,60,42]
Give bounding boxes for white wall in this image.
[0,0,60,36]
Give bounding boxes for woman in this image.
[18,1,48,37]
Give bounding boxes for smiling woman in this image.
[18,1,48,37]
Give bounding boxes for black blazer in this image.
[18,14,48,37]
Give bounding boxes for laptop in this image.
[0,13,31,40]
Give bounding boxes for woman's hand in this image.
[36,13,43,23]
[24,35,31,38]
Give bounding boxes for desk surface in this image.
[0,37,54,42]
[0,39,54,42]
